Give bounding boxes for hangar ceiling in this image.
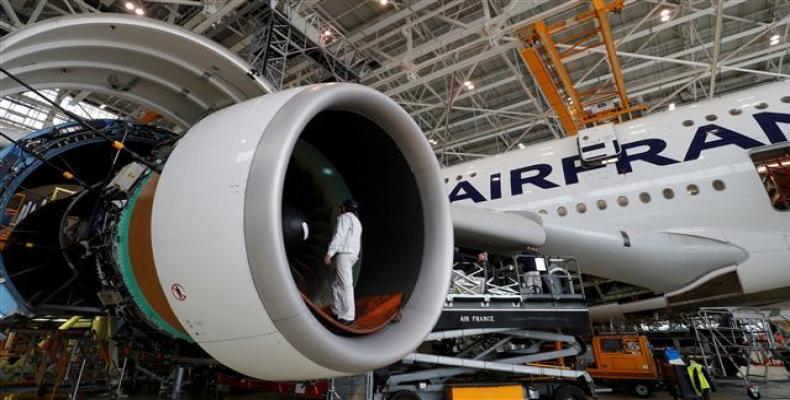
[1,0,789,166]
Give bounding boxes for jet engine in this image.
[149,83,452,379]
[0,12,454,380]
[0,83,452,381]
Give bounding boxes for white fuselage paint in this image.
[442,81,790,298]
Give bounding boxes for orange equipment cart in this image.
[586,334,659,397]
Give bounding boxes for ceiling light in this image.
[99,104,106,109]
[660,14,670,22]
[463,80,474,90]
[660,9,671,16]
[324,29,332,36]
[125,2,135,10]
[770,34,780,46]
[668,102,675,111]
[518,143,526,149]
[134,7,144,15]
[428,139,438,145]
[380,0,388,5]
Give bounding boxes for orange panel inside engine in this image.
[301,292,403,336]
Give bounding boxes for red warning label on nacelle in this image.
[171,283,187,301]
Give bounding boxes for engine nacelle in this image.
[150,83,453,379]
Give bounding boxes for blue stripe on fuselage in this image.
[448,112,790,203]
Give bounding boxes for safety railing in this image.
[447,255,585,303]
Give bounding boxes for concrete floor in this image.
[195,379,790,400]
[106,377,790,400]
[600,379,790,399]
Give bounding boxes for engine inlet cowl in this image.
[151,83,453,380]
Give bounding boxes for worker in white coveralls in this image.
[323,198,363,325]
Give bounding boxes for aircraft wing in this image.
[450,204,748,293]
[540,223,748,292]
[451,204,545,253]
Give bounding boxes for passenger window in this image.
[782,96,790,103]
[712,180,726,191]
[576,203,587,213]
[683,120,694,127]
[601,339,623,353]
[639,192,651,203]
[557,206,568,216]
[730,108,743,116]
[751,144,790,211]
[470,172,477,178]
[705,114,717,121]
[617,196,629,207]
[663,188,675,199]
[755,102,769,110]
[455,175,462,181]
[687,184,700,195]
[539,209,548,215]
[444,178,449,183]
[596,200,607,210]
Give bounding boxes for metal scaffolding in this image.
[517,0,645,135]
[246,1,373,90]
[689,307,787,392]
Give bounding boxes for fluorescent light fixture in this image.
[463,80,474,90]
[135,7,144,15]
[668,102,676,111]
[125,2,135,10]
[428,139,438,145]
[770,35,780,46]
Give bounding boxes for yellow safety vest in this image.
[687,361,711,396]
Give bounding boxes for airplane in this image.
[1,76,787,383]
[442,79,790,320]
[2,11,787,387]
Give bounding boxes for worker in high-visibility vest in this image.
[687,360,712,399]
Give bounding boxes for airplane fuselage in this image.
[443,81,790,302]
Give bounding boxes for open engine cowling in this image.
[150,83,453,379]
